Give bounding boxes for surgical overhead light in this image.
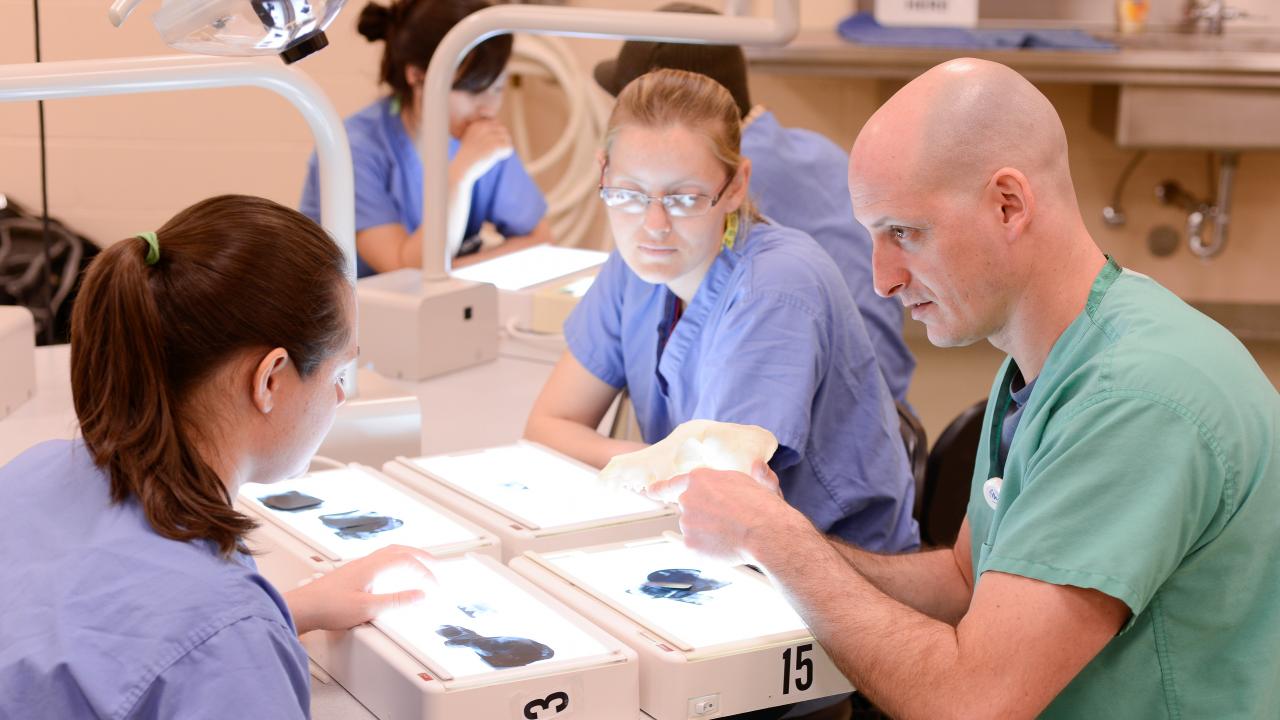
[108,0,346,63]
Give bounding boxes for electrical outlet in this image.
[688,693,720,717]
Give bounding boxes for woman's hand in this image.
[451,119,514,184]
[283,544,436,636]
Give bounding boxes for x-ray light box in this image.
[451,244,607,291]
[382,441,680,561]
[510,535,854,719]
[449,245,607,343]
[303,553,641,720]
[238,464,501,592]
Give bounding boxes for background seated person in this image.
[300,0,550,277]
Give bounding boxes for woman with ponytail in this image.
[0,195,434,718]
[526,70,920,555]
[300,0,550,277]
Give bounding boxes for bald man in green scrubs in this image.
[651,58,1280,718]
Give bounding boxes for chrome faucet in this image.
[1187,0,1247,34]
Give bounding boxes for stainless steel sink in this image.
[1100,30,1280,53]
[1093,83,1280,149]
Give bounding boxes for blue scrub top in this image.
[566,222,919,551]
[300,96,548,278]
[0,440,312,719]
[742,110,915,405]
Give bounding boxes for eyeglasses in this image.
[598,168,734,218]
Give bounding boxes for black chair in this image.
[895,401,928,523]
[920,399,987,547]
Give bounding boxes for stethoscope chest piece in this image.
[983,476,1002,510]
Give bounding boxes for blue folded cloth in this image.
[837,12,1116,51]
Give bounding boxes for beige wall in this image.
[0,0,385,243]
[748,72,1280,306]
[4,0,1277,303]
[1,0,1276,438]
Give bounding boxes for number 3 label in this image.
[523,690,570,719]
[782,643,814,695]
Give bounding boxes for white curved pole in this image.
[418,2,800,281]
[0,54,356,282]
[0,54,359,395]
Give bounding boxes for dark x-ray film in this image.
[319,510,404,540]
[545,538,810,650]
[259,490,323,512]
[240,469,480,559]
[436,624,555,669]
[373,556,612,679]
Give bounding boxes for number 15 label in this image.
[782,643,814,695]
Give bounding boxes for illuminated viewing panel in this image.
[240,468,481,559]
[450,245,607,291]
[541,537,810,651]
[411,443,666,530]
[557,275,596,299]
[375,556,614,680]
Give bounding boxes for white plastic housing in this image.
[510,535,854,719]
[303,554,641,720]
[382,441,680,562]
[238,464,501,592]
[0,307,35,421]
[357,269,498,381]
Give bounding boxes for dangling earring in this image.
[722,211,739,250]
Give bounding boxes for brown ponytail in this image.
[70,195,349,557]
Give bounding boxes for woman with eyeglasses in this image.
[525,69,919,554]
[299,0,550,278]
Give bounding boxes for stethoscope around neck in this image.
[983,360,1023,510]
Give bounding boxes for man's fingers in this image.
[646,473,690,504]
[750,460,782,496]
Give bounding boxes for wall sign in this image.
[875,0,978,28]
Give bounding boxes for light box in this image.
[510,535,854,719]
[450,245,606,351]
[237,464,500,593]
[382,441,680,561]
[302,553,641,719]
[374,554,611,680]
[451,245,607,292]
[241,465,491,560]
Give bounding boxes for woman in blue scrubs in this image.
[0,196,433,718]
[525,69,919,553]
[300,0,550,278]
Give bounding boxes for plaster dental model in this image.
[599,419,777,496]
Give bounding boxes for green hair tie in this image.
[137,231,160,266]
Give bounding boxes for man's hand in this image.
[283,545,437,636]
[647,460,805,564]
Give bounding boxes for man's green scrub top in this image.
[968,258,1280,718]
